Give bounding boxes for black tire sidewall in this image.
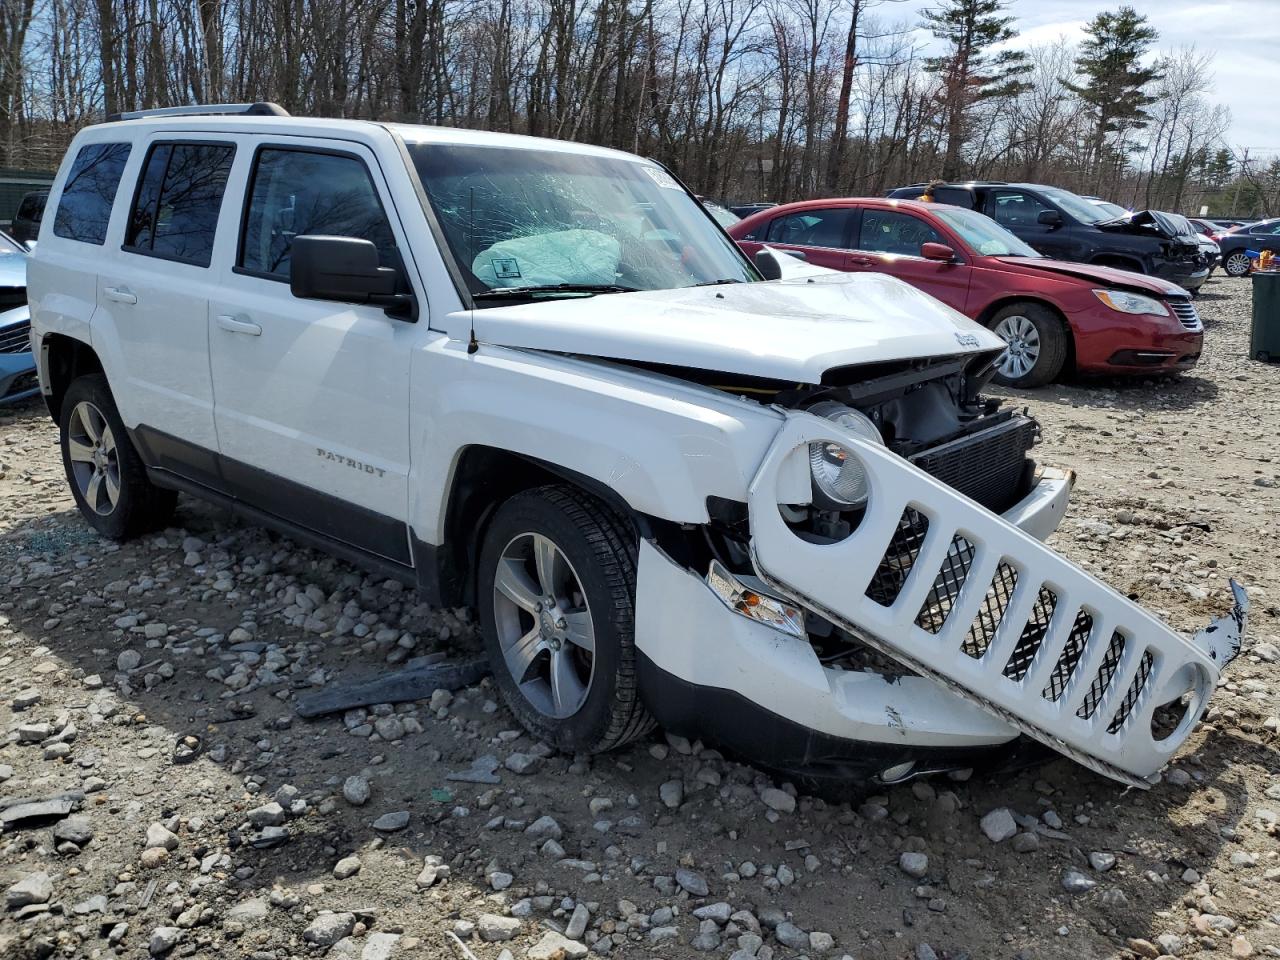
[59,375,147,539]
[988,303,1067,388]
[477,489,634,753]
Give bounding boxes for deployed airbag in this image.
[472,229,621,287]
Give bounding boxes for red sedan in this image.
[728,198,1203,387]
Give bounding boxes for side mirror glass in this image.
[290,235,402,307]
[921,242,956,262]
[1037,209,1063,227]
[754,248,783,281]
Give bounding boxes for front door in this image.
[985,189,1075,261]
[207,141,417,565]
[844,208,971,312]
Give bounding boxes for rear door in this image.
[95,137,236,468]
[755,207,856,270]
[844,207,970,312]
[206,139,416,565]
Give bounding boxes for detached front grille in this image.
[909,416,1037,513]
[1168,298,1201,330]
[0,320,31,354]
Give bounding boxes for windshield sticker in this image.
[642,166,682,190]
[492,257,522,280]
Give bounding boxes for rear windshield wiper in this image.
[472,283,639,301]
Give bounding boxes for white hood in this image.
[471,272,1005,383]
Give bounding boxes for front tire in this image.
[1223,251,1252,278]
[478,485,654,753]
[59,374,176,539]
[987,303,1069,388]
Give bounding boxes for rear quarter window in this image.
[52,143,132,244]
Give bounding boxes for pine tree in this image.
[1067,6,1162,176]
[922,0,1029,181]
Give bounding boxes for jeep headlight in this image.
[1093,289,1169,317]
[806,401,884,508]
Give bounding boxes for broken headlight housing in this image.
[706,560,805,638]
[806,401,884,508]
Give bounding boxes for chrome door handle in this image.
[104,286,137,305]
[216,314,262,336]
[846,255,876,267]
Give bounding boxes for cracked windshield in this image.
[407,143,755,303]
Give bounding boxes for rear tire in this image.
[478,485,654,753]
[987,302,1069,388]
[1223,251,1252,278]
[59,374,176,540]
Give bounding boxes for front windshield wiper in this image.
[692,278,744,287]
[472,283,639,301]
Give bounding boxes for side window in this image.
[124,142,235,267]
[763,208,852,248]
[857,210,943,256]
[1251,221,1280,236]
[239,149,396,279]
[52,142,132,244]
[988,190,1054,228]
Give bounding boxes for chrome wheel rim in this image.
[492,532,595,719]
[1226,252,1250,276]
[993,315,1041,380]
[66,401,120,516]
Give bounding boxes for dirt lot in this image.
[1,276,1278,960]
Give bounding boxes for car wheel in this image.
[987,303,1068,388]
[1223,251,1252,278]
[59,374,177,539]
[478,485,655,753]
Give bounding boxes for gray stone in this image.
[760,787,796,814]
[528,931,589,959]
[7,872,53,909]
[899,852,929,878]
[146,822,179,851]
[53,815,94,846]
[524,815,562,840]
[149,926,183,956]
[477,913,522,941]
[333,855,362,879]
[979,808,1017,843]
[660,780,684,809]
[372,810,409,832]
[774,922,809,950]
[1089,851,1117,872]
[675,867,709,896]
[343,775,371,806]
[565,903,590,939]
[809,931,836,953]
[226,897,269,925]
[304,912,356,947]
[693,902,732,923]
[1062,869,1098,894]
[246,802,285,827]
[504,752,541,774]
[117,650,142,672]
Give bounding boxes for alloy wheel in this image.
[66,401,121,516]
[993,315,1041,381]
[1225,252,1251,277]
[492,532,596,719]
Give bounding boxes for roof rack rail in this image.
[104,102,290,123]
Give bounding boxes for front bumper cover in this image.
[745,411,1246,788]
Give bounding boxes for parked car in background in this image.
[885,181,1210,293]
[0,230,36,404]
[727,202,776,219]
[10,190,47,246]
[1217,218,1280,277]
[729,198,1203,387]
[700,199,741,229]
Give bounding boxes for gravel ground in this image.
[1,275,1277,960]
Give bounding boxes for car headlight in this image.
[1093,289,1169,317]
[806,401,884,508]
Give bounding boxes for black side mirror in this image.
[1037,209,1063,227]
[290,235,414,318]
[754,248,783,280]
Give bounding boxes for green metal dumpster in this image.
[1252,270,1280,362]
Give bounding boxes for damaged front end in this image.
[744,410,1246,788]
[1098,210,1210,290]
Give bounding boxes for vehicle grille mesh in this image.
[1168,299,1201,330]
[1041,610,1093,702]
[0,320,30,354]
[915,535,975,633]
[1001,586,1059,680]
[1076,630,1126,719]
[1107,650,1154,733]
[865,508,929,606]
[909,417,1037,513]
[961,561,1018,658]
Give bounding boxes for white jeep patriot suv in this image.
[27,103,1245,790]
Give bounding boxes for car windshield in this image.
[1038,186,1109,224]
[930,206,1041,258]
[405,143,756,301]
[704,203,741,228]
[1092,201,1129,219]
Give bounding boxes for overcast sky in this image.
[902,0,1280,157]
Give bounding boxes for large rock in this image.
[979,808,1017,843]
[7,872,53,909]
[527,930,589,959]
[304,912,357,947]
[477,913,522,941]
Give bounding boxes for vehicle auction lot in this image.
[1,278,1277,960]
